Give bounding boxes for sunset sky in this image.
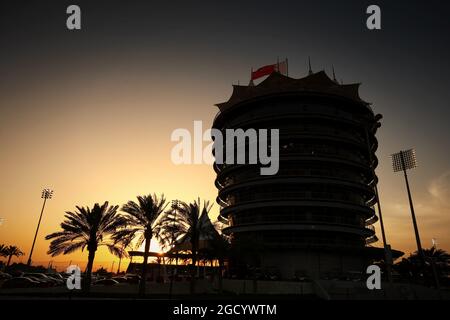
[1,0,449,271]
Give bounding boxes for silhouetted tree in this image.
[95,267,109,277]
[3,245,24,267]
[161,198,214,293]
[112,194,168,295]
[0,244,6,257]
[419,247,449,263]
[395,247,450,282]
[45,201,127,292]
[116,237,133,274]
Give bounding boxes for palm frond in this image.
[104,243,128,258]
[4,245,24,257]
[46,201,125,258]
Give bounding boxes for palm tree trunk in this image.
[139,237,151,296]
[117,256,122,274]
[190,240,197,294]
[191,241,198,269]
[6,254,12,267]
[84,249,96,292]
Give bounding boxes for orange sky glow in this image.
[1,61,449,272]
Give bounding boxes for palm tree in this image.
[45,201,128,292]
[406,247,449,267]
[116,238,133,274]
[112,193,168,295]
[0,244,6,271]
[4,245,24,267]
[161,198,214,293]
[0,244,6,257]
[395,247,450,282]
[422,247,450,263]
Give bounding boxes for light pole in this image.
[27,188,53,266]
[391,149,424,266]
[391,149,440,289]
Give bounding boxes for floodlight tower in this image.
[27,188,54,266]
[391,149,424,265]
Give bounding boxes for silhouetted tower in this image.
[212,70,402,279]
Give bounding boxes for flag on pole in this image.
[251,59,288,80]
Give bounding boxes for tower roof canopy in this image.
[216,71,368,112]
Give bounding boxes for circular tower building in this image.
[213,71,396,280]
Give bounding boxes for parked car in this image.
[47,273,64,280]
[45,274,65,286]
[0,272,13,280]
[2,277,41,288]
[23,273,56,287]
[94,278,119,286]
[24,276,52,288]
[112,276,128,283]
